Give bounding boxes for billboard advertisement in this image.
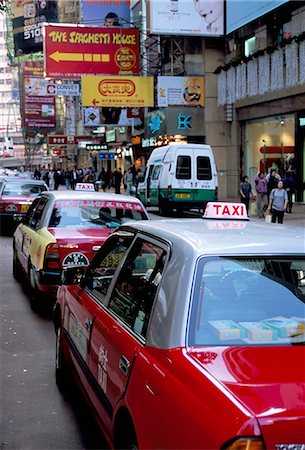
[157,76,204,107]
[145,107,204,137]
[81,0,131,27]
[226,0,289,34]
[83,107,142,127]
[149,0,224,36]
[22,62,56,129]
[44,24,140,79]
[11,0,58,55]
[82,76,154,107]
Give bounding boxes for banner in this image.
[83,107,142,126]
[157,76,204,107]
[82,76,154,107]
[12,0,58,55]
[44,24,140,79]
[145,107,205,137]
[149,0,224,36]
[82,0,131,27]
[22,62,56,129]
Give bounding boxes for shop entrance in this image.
[296,114,305,202]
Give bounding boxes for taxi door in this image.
[88,237,168,422]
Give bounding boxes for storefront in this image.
[242,111,305,202]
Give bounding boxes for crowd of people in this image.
[240,168,295,224]
[33,165,143,195]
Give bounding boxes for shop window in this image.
[244,36,256,57]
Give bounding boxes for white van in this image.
[137,144,218,214]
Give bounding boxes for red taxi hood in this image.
[48,227,111,265]
[189,346,305,443]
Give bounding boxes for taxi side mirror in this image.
[61,267,86,285]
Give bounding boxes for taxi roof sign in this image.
[75,183,95,191]
[203,202,249,221]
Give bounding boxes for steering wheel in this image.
[220,269,259,287]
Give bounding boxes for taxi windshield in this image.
[2,182,47,197]
[189,256,305,347]
[49,200,147,229]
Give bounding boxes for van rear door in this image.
[173,147,194,201]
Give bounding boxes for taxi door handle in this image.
[85,317,93,332]
[119,355,130,377]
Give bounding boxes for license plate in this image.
[175,193,190,199]
[21,204,29,212]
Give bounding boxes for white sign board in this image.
[75,183,95,191]
[150,0,224,36]
[157,76,204,107]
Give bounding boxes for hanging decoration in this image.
[226,67,236,104]
[236,64,247,100]
[271,49,284,91]
[299,41,305,85]
[258,54,270,95]
[247,59,258,97]
[285,43,299,87]
[217,70,227,105]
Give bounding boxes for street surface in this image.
[0,205,304,449]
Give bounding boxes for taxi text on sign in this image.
[81,76,154,107]
[43,24,140,79]
[204,202,249,220]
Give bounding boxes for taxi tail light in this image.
[167,185,172,196]
[221,437,265,450]
[44,243,61,271]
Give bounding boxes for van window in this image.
[197,156,212,180]
[152,165,162,180]
[176,156,191,179]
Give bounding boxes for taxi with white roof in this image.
[54,202,305,449]
[13,189,149,310]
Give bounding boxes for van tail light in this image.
[221,437,265,450]
[214,186,218,200]
[44,243,61,271]
[167,185,172,196]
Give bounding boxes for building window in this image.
[244,36,256,57]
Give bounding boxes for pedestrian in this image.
[64,169,71,190]
[266,169,281,198]
[113,168,123,194]
[124,168,134,195]
[254,171,268,218]
[70,168,78,190]
[48,170,55,190]
[54,169,61,190]
[34,168,41,180]
[239,175,252,215]
[267,180,288,224]
[85,167,95,183]
[283,171,295,213]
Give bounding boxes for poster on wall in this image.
[11,0,58,55]
[83,107,142,127]
[22,62,56,129]
[157,76,204,107]
[81,0,131,27]
[44,24,140,79]
[149,0,224,36]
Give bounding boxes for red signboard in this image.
[22,62,56,129]
[44,24,140,79]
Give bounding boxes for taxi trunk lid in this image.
[48,227,111,267]
[189,346,305,444]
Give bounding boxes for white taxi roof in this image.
[124,219,305,256]
[42,190,144,205]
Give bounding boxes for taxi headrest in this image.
[203,202,249,221]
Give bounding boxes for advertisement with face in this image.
[149,0,224,36]
[83,107,142,126]
[81,0,131,27]
[12,0,58,55]
[157,76,204,107]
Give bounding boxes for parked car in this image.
[13,190,149,310]
[54,202,305,449]
[0,177,48,232]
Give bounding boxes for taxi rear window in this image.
[2,182,47,197]
[189,256,305,347]
[49,200,148,229]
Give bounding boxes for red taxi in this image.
[54,202,305,449]
[13,190,149,310]
[0,177,48,231]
